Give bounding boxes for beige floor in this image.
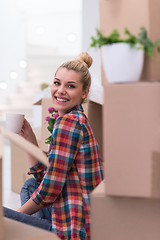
[2,140,21,210]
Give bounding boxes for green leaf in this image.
[48,118,55,126]
[47,125,53,133]
[45,135,52,144]
[46,117,55,134]
[153,40,160,46]
[90,26,160,57]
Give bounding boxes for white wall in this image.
[82,0,103,104]
[26,13,82,56]
[23,0,82,56]
[0,0,82,106]
[0,0,26,105]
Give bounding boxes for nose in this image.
[57,85,66,95]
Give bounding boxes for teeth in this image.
[57,97,68,102]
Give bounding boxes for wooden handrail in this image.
[0,126,47,166]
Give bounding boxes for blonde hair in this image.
[55,52,93,91]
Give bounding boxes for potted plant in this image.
[90,27,160,83]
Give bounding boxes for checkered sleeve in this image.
[28,162,47,183]
[31,115,83,207]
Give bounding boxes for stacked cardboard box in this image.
[104,82,160,198]
[91,83,160,239]
[91,180,160,240]
[91,0,160,239]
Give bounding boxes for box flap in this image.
[33,87,51,105]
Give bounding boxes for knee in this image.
[20,178,38,195]
[23,177,37,188]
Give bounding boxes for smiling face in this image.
[51,67,89,116]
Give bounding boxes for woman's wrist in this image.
[29,130,39,146]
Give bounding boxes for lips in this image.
[55,97,69,102]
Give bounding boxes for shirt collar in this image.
[72,104,84,113]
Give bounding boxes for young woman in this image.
[4,52,103,240]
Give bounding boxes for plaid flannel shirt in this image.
[30,104,103,240]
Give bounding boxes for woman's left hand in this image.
[19,118,38,146]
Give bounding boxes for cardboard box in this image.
[6,128,47,195]
[103,82,160,198]
[11,141,32,193]
[34,98,53,152]
[91,180,160,240]
[87,101,103,158]
[4,217,59,240]
[99,0,160,84]
[11,127,43,194]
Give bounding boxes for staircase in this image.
[0,45,74,127]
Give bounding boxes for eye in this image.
[53,80,60,86]
[68,84,75,89]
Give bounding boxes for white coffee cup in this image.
[6,113,25,134]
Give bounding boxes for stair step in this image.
[27,56,73,72]
[7,94,34,107]
[17,82,42,94]
[27,72,54,80]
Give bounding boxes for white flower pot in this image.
[101,43,144,83]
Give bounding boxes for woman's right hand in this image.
[19,118,39,167]
[19,118,38,146]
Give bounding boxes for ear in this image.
[82,88,89,100]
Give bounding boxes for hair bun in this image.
[76,52,93,69]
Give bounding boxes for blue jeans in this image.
[4,178,52,231]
